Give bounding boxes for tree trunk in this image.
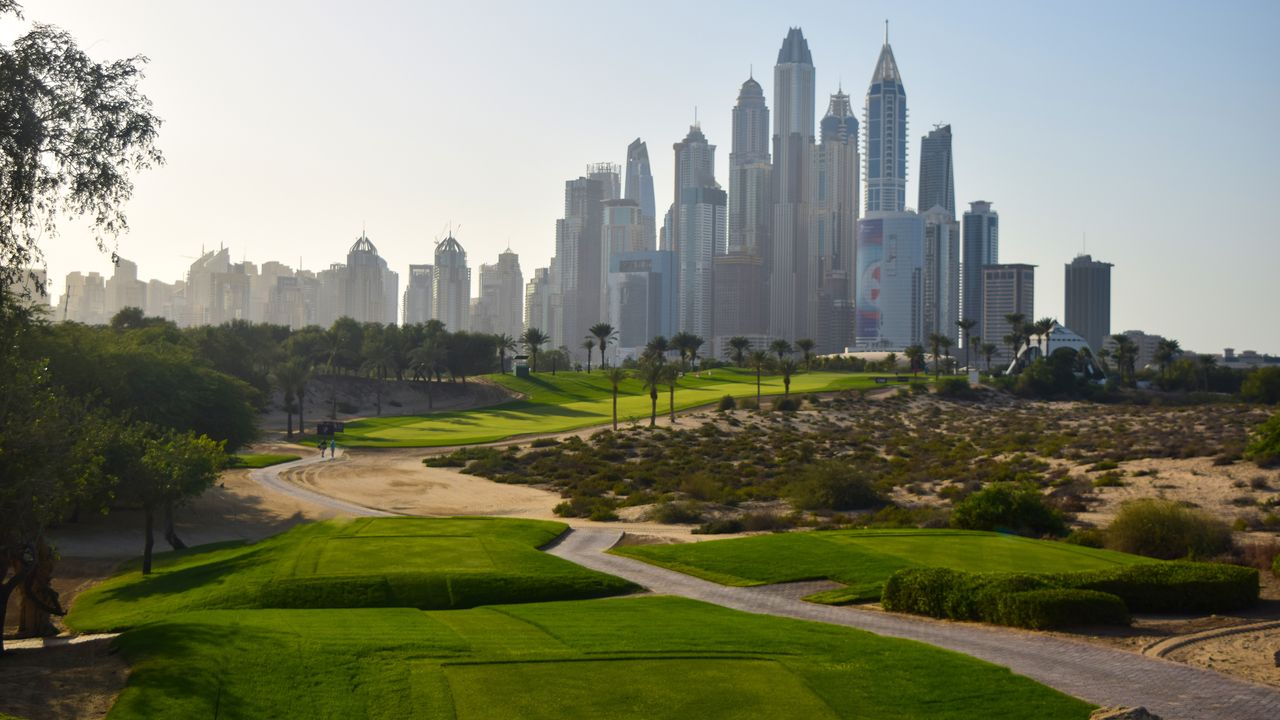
[612,391,617,431]
[286,409,293,439]
[298,388,306,436]
[142,503,155,575]
[163,501,187,550]
[0,561,28,656]
[17,540,58,639]
[649,393,657,427]
[668,388,674,422]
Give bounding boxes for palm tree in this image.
[980,343,998,373]
[687,335,704,373]
[272,357,312,439]
[796,338,815,369]
[639,359,664,427]
[1109,333,1138,386]
[495,333,517,374]
[942,336,953,375]
[748,350,771,406]
[663,364,679,422]
[604,367,627,431]
[1154,338,1182,383]
[644,335,670,366]
[1004,312,1026,364]
[670,331,697,372]
[521,327,549,372]
[589,322,616,369]
[904,344,925,376]
[778,358,799,396]
[1032,317,1056,358]
[726,336,751,367]
[769,339,792,363]
[1198,354,1217,392]
[581,338,597,372]
[927,333,947,378]
[957,319,977,372]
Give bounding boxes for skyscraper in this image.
[729,75,771,256]
[809,89,860,352]
[105,256,146,317]
[922,205,961,346]
[403,264,434,325]
[855,212,924,349]
[918,124,955,218]
[553,165,617,350]
[961,200,999,342]
[524,266,554,337]
[864,27,907,214]
[769,27,816,342]
[472,250,523,339]
[601,198,647,321]
[432,234,470,332]
[608,250,675,363]
[672,125,721,338]
[345,232,396,325]
[1064,254,1113,351]
[625,139,657,249]
[982,263,1035,364]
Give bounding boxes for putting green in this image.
[336,369,912,447]
[614,529,1152,604]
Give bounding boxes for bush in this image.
[1092,471,1126,488]
[1105,498,1233,560]
[1245,413,1280,468]
[773,397,802,412]
[717,394,737,411]
[949,482,1067,537]
[1070,562,1258,613]
[991,589,1129,629]
[1064,528,1106,548]
[936,377,977,400]
[1241,366,1280,404]
[1274,553,1280,578]
[739,398,759,410]
[789,460,885,512]
[530,437,560,448]
[693,517,744,534]
[647,501,705,524]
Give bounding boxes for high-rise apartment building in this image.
[729,76,772,257]
[601,199,647,320]
[922,206,961,346]
[524,266,555,338]
[712,252,767,356]
[672,125,721,339]
[918,124,955,219]
[809,89,859,352]
[855,212,924,349]
[345,233,397,325]
[105,256,146,318]
[60,271,107,324]
[769,27,816,342]
[1064,254,1112,351]
[432,235,470,332]
[553,165,617,350]
[473,249,523,339]
[403,264,434,325]
[608,250,675,363]
[625,139,657,249]
[981,263,1035,364]
[864,29,907,214]
[961,200,999,342]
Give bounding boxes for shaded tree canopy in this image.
[1,0,163,290]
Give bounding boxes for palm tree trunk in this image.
[286,410,293,439]
[649,393,657,427]
[668,387,675,422]
[756,370,762,404]
[142,503,155,575]
[612,389,618,431]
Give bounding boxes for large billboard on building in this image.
[856,218,883,341]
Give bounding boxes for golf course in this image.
[335,369,912,447]
[612,529,1153,604]
[80,515,1097,720]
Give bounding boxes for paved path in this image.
[248,453,396,517]
[547,528,1280,720]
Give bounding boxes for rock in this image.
[1090,708,1162,720]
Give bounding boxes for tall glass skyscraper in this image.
[864,28,907,214]
[625,139,656,248]
[918,124,955,218]
[729,76,771,256]
[809,89,859,352]
[769,27,816,342]
[961,200,999,342]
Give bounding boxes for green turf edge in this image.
[228,453,301,468]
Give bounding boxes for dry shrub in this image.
[1105,499,1233,560]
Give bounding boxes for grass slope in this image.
[614,529,1152,604]
[107,597,1093,719]
[228,453,300,468]
[68,518,634,632]
[336,369,910,447]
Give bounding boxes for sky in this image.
[6,0,1279,353]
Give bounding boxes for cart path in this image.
[248,452,396,517]
[546,528,1280,720]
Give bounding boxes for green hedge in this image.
[882,561,1258,628]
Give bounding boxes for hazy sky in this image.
[7,0,1279,353]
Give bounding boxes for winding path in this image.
[252,452,1280,719]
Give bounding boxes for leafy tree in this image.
[789,460,885,511]
[521,327,548,372]
[904,344,925,376]
[795,339,815,369]
[0,0,163,291]
[127,428,226,574]
[604,367,627,431]
[957,319,978,372]
[950,482,1066,538]
[779,358,799,396]
[769,338,793,363]
[725,336,751,367]
[588,322,616,369]
[444,331,497,383]
[748,350,771,405]
[1241,367,1280,405]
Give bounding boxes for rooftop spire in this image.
[885,19,889,44]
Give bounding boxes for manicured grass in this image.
[67,518,635,632]
[106,596,1093,719]
[227,453,300,468]
[336,369,913,447]
[613,529,1153,604]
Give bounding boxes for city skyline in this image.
[9,1,1279,353]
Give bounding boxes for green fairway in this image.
[67,518,635,631]
[613,529,1153,604]
[228,452,300,468]
[106,597,1093,719]
[335,369,910,447]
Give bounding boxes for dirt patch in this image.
[0,638,127,720]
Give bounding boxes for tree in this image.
[748,350,771,405]
[904,344,925,376]
[133,429,226,573]
[792,338,814,369]
[1109,333,1139,387]
[1004,313,1026,365]
[671,331,698,372]
[663,363,679,422]
[604,367,627,430]
[0,1,164,292]
[644,335,670,366]
[769,339,793,363]
[272,357,312,439]
[589,322,616,369]
[1154,337,1182,384]
[639,359,664,427]
[1197,354,1217,392]
[927,333,947,378]
[980,342,998,373]
[495,333,517,374]
[1242,367,1280,405]
[957,319,978,372]
[1031,317,1056,358]
[686,335,704,372]
[521,327,548,372]
[726,336,751,367]
[581,337,597,372]
[779,358,799,396]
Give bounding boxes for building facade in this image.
[625,139,657,249]
[918,124,955,219]
[432,235,470,332]
[855,211,924,350]
[922,206,961,347]
[1064,254,1113,352]
[769,27,816,343]
[473,249,523,339]
[961,200,999,342]
[403,264,434,325]
[608,250,675,362]
[864,31,907,214]
[809,89,859,352]
[981,263,1035,363]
